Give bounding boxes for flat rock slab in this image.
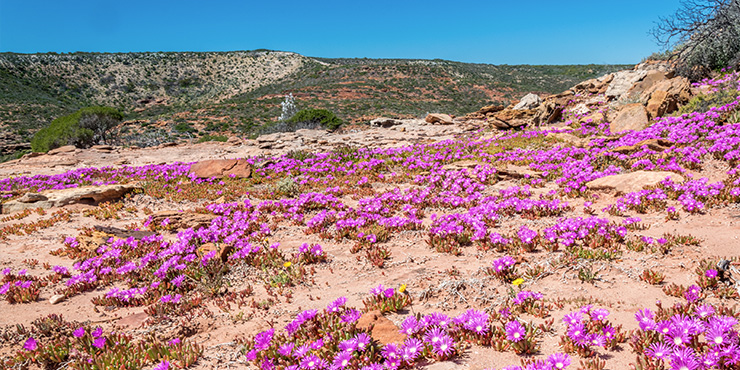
[149,210,217,230]
[189,159,252,178]
[1,184,140,214]
[586,170,684,194]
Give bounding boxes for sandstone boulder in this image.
[149,210,217,230]
[189,159,252,178]
[490,108,536,129]
[628,71,672,97]
[356,310,406,345]
[608,104,650,133]
[47,145,76,155]
[425,113,455,125]
[91,145,114,152]
[550,133,589,148]
[640,77,693,118]
[77,231,115,252]
[533,101,564,125]
[197,242,234,262]
[476,105,505,115]
[513,93,542,110]
[645,90,675,119]
[586,171,684,194]
[498,164,542,179]
[93,225,157,240]
[1,184,140,214]
[612,139,674,155]
[605,70,648,99]
[573,74,613,95]
[370,117,404,128]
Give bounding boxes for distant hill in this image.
[0,51,630,145]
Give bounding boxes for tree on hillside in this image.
[652,0,740,79]
[31,107,123,152]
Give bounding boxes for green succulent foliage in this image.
[286,108,343,131]
[31,106,123,152]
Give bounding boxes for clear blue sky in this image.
[0,0,680,65]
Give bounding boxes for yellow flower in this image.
[398,284,407,293]
[512,278,524,286]
[283,261,292,268]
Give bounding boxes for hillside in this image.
[0,51,629,145]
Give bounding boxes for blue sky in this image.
[0,0,680,65]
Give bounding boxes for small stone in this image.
[49,294,65,305]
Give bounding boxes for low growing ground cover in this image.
[2,72,740,369]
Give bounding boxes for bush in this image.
[286,109,343,131]
[652,1,740,79]
[174,122,197,133]
[31,107,123,152]
[679,89,740,114]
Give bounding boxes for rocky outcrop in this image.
[640,77,693,119]
[425,113,455,125]
[573,74,614,95]
[47,145,77,155]
[586,171,684,194]
[608,104,650,133]
[189,159,252,178]
[605,70,648,98]
[370,117,404,128]
[513,93,542,110]
[1,184,140,214]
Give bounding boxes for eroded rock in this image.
[586,170,684,194]
[425,113,455,125]
[356,310,406,345]
[2,184,140,214]
[149,210,217,230]
[608,104,650,133]
[513,93,542,110]
[189,159,252,179]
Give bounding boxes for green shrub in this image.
[174,122,197,133]
[286,109,343,131]
[679,89,740,114]
[31,106,123,152]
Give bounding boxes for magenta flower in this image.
[254,328,275,351]
[23,337,37,351]
[547,353,571,369]
[562,311,582,326]
[432,335,455,357]
[332,351,353,368]
[400,316,420,335]
[424,327,446,345]
[73,327,85,338]
[706,269,718,278]
[153,360,170,370]
[326,296,347,313]
[92,337,106,349]
[590,308,609,321]
[505,321,526,342]
[645,342,670,360]
[299,354,327,370]
[383,288,395,298]
[92,327,103,338]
